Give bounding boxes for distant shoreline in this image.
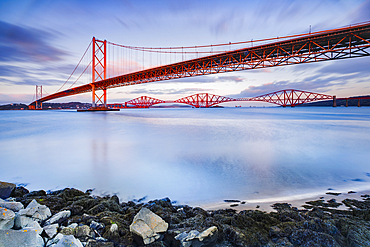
[2,98,370,110]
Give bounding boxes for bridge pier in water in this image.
[83,37,117,111]
[28,85,43,110]
[333,96,337,107]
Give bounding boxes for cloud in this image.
[351,0,370,23]
[216,75,245,83]
[0,93,34,105]
[0,63,76,86]
[122,87,210,96]
[0,21,67,62]
[156,75,246,84]
[231,74,356,98]
[317,57,370,75]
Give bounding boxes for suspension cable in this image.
[56,40,92,92]
[68,61,92,89]
[43,88,50,96]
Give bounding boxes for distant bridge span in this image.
[108,90,336,108]
[29,22,370,109]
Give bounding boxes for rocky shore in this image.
[1,181,370,246]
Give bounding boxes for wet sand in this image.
[201,189,370,212]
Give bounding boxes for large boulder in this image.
[0,207,15,230]
[175,226,218,247]
[44,210,71,226]
[10,186,29,198]
[54,234,83,247]
[43,223,58,238]
[14,199,51,229]
[0,229,44,247]
[24,221,43,235]
[0,181,16,199]
[130,207,169,245]
[47,233,64,246]
[0,198,24,212]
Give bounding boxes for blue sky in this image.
[0,0,370,105]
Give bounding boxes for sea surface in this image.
[1,107,370,207]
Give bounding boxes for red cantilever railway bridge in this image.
[29,22,370,109]
[108,90,336,108]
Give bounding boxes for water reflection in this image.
[91,139,110,194]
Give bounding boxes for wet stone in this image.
[43,223,58,238]
[0,198,24,212]
[0,207,15,230]
[0,181,16,199]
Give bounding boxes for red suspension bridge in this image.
[29,21,370,109]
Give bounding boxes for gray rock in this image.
[14,213,35,229]
[130,207,169,245]
[45,210,71,226]
[68,223,78,229]
[46,233,64,246]
[196,226,218,245]
[86,239,114,247]
[90,220,104,231]
[74,225,95,241]
[175,230,200,247]
[59,227,74,235]
[0,229,44,247]
[25,199,51,222]
[110,223,118,233]
[0,181,16,199]
[0,198,24,212]
[25,199,40,215]
[54,234,83,247]
[95,237,108,242]
[43,223,59,238]
[15,199,51,226]
[0,207,15,230]
[347,225,370,246]
[175,226,218,247]
[24,221,43,235]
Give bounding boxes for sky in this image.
[0,0,370,105]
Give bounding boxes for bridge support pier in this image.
[90,84,108,109]
[91,84,96,108]
[358,99,361,107]
[346,99,348,107]
[103,88,107,107]
[33,85,43,110]
[333,96,337,107]
[85,37,112,111]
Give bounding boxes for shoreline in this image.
[1,183,370,246]
[201,188,370,213]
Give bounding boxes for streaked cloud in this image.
[0,21,67,62]
[231,74,357,98]
[317,57,370,75]
[0,93,33,104]
[120,87,211,96]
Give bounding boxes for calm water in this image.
[1,107,370,206]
